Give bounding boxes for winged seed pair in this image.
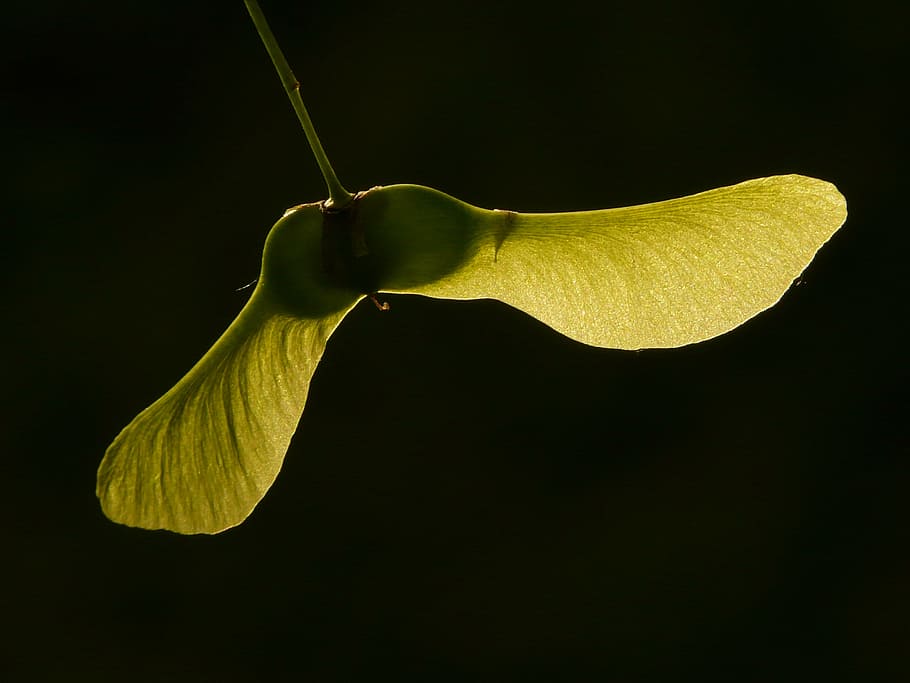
[96,0,847,534]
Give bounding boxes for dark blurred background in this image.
[2,0,907,680]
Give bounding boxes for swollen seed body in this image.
[262,185,485,316]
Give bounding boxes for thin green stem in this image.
[244,0,353,209]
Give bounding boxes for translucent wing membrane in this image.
[97,287,357,534]
[400,175,847,349]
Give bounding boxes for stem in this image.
[244,0,353,209]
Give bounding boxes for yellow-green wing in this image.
[97,285,358,534]
[396,175,846,349]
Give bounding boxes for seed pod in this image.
[96,1,847,534]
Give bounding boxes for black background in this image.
[3,1,907,680]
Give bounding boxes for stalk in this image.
[244,0,353,209]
